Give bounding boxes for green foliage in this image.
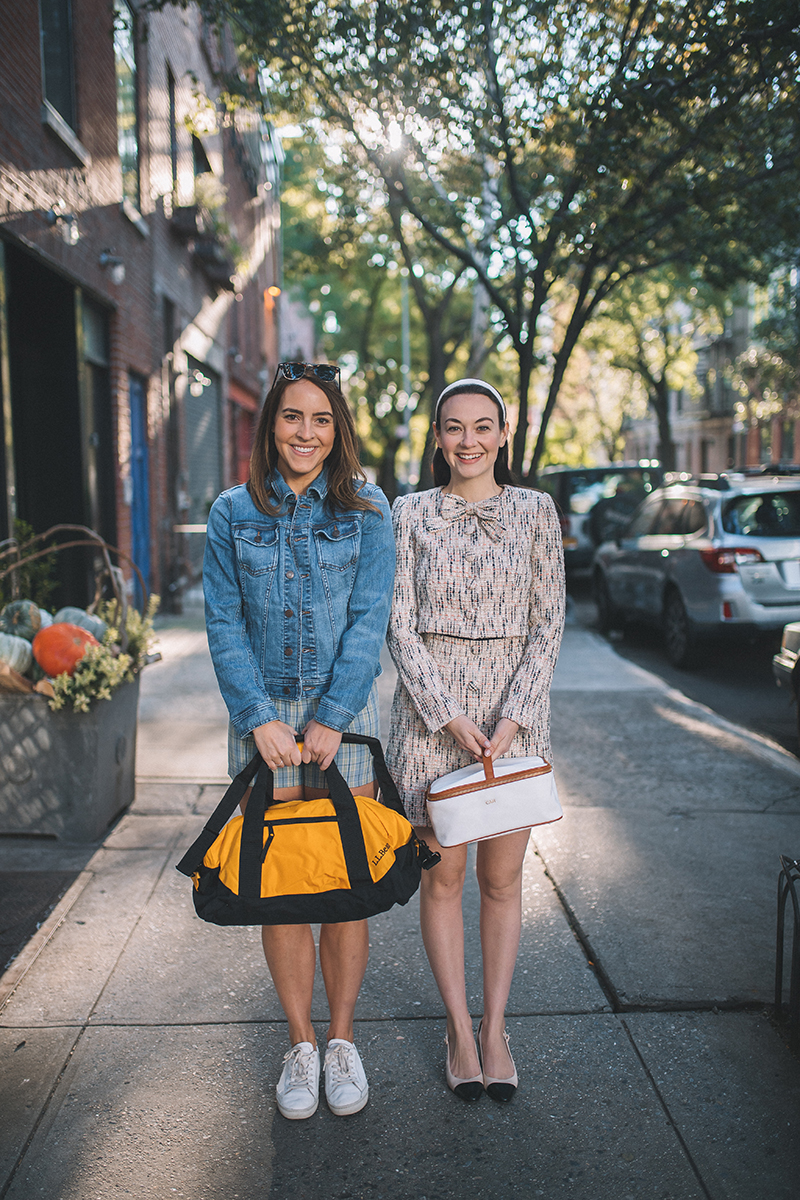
[48,594,160,713]
[203,0,800,478]
[49,643,135,714]
[0,520,58,610]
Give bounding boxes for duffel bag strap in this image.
[336,733,407,820]
[175,754,262,877]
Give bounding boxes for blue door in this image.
[129,373,151,608]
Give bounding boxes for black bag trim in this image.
[175,734,437,927]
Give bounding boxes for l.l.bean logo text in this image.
[372,842,391,866]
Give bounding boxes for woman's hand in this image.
[485,717,520,760]
[445,715,492,760]
[252,720,302,771]
[301,719,343,771]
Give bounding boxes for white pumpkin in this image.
[0,631,33,674]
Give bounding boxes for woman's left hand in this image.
[301,719,343,771]
[485,718,520,761]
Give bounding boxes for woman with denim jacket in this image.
[203,364,395,1121]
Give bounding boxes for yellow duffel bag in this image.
[176,734,439,925]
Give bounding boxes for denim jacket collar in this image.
[268,466,329,509]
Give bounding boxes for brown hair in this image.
[248,372,379,516]
[432,384,515,487]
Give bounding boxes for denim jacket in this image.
[203,468,395,737]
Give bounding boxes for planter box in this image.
[0,677,139,841]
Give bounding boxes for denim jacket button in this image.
[284,647,293,656]
[286,572,294,579]
[284,608,293,618]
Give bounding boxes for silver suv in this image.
[592,471,800,666]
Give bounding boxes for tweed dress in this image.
[385,486,566,826]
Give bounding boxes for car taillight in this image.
[700,547,765,574]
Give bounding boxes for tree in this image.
[197,0,800,479]
[584,269,724,470]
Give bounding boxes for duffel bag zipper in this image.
[261,815,339,862]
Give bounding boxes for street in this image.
[568,575,800,759]
[2,610,800,1200]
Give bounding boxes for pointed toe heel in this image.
[477,1020,518,1103]
[445,1034,483,1101]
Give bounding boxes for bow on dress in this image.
[425,491,507,542]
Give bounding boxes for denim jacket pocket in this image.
[234,523,280,576]
[314,517,360,571]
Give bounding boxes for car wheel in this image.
[593,571,622,635]
[663,589,695,668]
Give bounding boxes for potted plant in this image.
[0,525,159,841]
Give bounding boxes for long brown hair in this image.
[248,373,379,516]
[432,384,515,487]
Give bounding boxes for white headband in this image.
[435,378,507,424]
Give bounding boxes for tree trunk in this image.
[417,314,448,490]
[511,342,535,477]
[650,377,675,471]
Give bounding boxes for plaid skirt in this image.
[227,681,380,788]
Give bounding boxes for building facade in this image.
[0,0,282,609]
[624,285,800,475]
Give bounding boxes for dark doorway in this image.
[4,243,90,604]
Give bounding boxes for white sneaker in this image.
[324,1038,369,1116]
[276,1041,320,1120]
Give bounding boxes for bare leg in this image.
[414,826,481,1079]
[475,828,530,1079]
[261,924,318,1047]
[318,920,370,1043]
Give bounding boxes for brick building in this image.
[0,0,282,609]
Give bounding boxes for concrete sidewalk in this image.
[2,610,800,1199]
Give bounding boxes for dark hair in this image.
[432,384,515,487]
[248,372,379,516]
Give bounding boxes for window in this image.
[655,498,692,535]
[114,0,139,210]
[722,492,800,538]
[626,497,664,537]
[781,420,796,462]
[40,0,75,128]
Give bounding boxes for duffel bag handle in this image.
[176,732,407,881]
[238,752,373,900]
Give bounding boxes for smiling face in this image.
[272,379,336,493]
[434,392,508,491]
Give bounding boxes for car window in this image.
[681,499,707,534]
[722,491,800,537]
[567,468,660,515]
[654,498,691,534]
[625,496,664,537]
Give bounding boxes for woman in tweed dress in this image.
[386,378,565,1103]
[204,364,395,1121]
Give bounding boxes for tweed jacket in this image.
[387,486,566,733]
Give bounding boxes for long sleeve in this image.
[500,492,566,729]
[203,493,281,735]
[386,497,466,733]
[314,491,396,731]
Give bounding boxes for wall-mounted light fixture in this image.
[99,249,126,285]
[45,205,79,245]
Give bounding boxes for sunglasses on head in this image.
[273,362,341,389]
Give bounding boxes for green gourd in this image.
[0,599,41,642]
[0,631,33,674]
[53,607,107,642]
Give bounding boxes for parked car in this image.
[538,462,663,571]
[773,621,800,743]
[592,471,800,667]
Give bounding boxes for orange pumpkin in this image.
[32,622,99,677]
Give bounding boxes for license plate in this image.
[782,560,800,588]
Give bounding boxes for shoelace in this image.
[326,1044,356,1082]
[284,1046,315,1086]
